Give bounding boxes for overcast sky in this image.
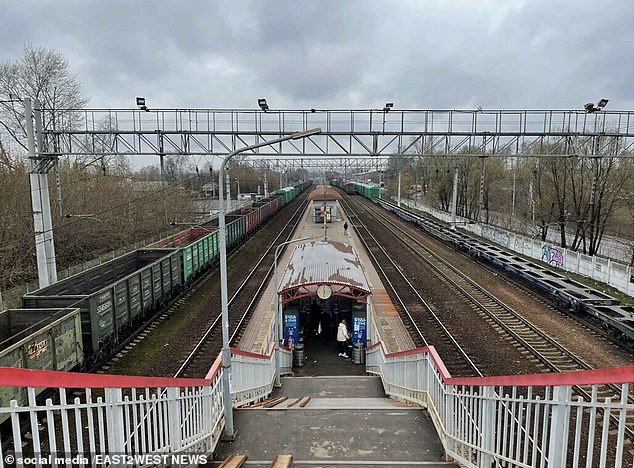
[2,0,633,111]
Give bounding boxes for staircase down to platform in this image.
[212,375,457,468]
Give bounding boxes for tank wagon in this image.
[348,192,633,346]
[16,181,313,369]
[0,308,82,421]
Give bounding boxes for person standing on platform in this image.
[343,221,349,236]
[337,319,350,358]
[318,311,329,344]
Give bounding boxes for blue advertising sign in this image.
[352,315,367,346]
[284,313,299,346]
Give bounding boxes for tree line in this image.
[383,140,633,263]
[0,45,307,291]
[0,46,201,290]
[2,45,631,293]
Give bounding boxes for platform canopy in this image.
[278,240,371,304]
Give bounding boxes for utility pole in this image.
[450,165,459,230]
[511,170,516,222]
[26,98,57,287]
[225,172,231,212]
[264,169,269,197]
[478,158,485,222]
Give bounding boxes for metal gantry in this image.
[34,107,634,173]
[22,104,634,288]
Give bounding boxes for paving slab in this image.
[213,375,457,468]
[213,408,456,468]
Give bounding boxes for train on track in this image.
[337,180,634,348]
[1,181,313,392]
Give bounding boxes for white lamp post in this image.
[274,237,310,387]
[218,127,320,437]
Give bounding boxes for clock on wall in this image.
[316,284,332,300]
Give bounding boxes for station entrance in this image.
[277,240,371,374]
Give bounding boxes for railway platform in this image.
[238,185,414,357]
[1,186,632,467]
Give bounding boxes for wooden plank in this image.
[262,396,288,408]
[218,454,248,468]
[297,396,311,407]
[270,454,293,468]
[249,396,287,409]
[287,396,310,408]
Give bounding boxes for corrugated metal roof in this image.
[307,185,341,201]
[279,240,369,293]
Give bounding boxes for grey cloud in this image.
[0,0,631,111]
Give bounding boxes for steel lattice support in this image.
[39,108,634,172]
[21,105,634,287]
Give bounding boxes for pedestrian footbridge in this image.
[1,339,632,467]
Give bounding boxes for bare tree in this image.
[163,155,192,183]
[0,44,88,152]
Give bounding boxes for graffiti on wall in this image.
[514,238,530,252]
[542,245,564,268]
[482,225,511,248]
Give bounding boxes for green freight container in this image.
[0,308,83,422]
[352,182,379,199]
[22,249,181,360]
[274,187,295,204]
[226,216,246,249]
[149,227,221,284]
[200,216,245,252]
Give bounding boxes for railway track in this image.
[348,194,634,441]
[481,261,634,352]
[384,199,633,353]
[341,198,482,378]
[174,199,308,378]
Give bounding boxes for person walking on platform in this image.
[343,221,349,236]
[337,319,350,358]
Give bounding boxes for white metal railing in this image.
[230,344,294,408]
[0,364,224,466]
[230,346,275,407]
[389,197,633,296]
[366,342,634,468]
[3,333,631,467]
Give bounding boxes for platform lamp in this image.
[584,98,609,113]
[274,237,310,387]
[218,127,321,437]
[136,97,150,112]
[258,98,269,112]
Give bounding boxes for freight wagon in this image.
[274,187,295,204]
[15,180,313,371]
[148,227,219,284]
[342,183,355,194]
[22,249,181,363]
[0,308,83,421]
[369,195,632,346]
[351,182,380,199]
[199,214,246,244]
